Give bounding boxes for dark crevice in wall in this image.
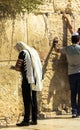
[9,19,15,63]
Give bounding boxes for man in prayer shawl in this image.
[11,41,43,126]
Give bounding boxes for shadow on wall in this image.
[47,54,71,113]
[47,15,71,114]
[43,16,71,114]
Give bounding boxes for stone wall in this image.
[0,0,80,123]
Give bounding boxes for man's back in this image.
[61,44,80,75]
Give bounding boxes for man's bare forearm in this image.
[63,13,74,34]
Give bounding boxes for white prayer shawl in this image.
[16,41,43,91]
[30,48,43,91]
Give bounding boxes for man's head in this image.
[71,32,80,44]
[14,41,27,52]
[14,41,32,53]
[14,42,23,52]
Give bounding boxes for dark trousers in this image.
[22,78,38,122]
[68,73,80,114]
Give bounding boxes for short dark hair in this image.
[71,35,80,44]
[78,28,80,31]
[77,28,80,35]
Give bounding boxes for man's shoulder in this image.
[19,50,26,59]
[20,50,28,55]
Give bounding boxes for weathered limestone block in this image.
[53,0,68,13]
[0,16,28,61]
[0,65,22,123]
[27,13,50,60]
[65,0,80,14]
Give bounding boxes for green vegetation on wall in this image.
[0,0,45,17]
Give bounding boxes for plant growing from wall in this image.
[0,0,45,17]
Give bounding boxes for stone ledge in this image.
[0,116,9,126]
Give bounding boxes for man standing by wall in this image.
[11,41,43,126]
[53,33,80,118]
